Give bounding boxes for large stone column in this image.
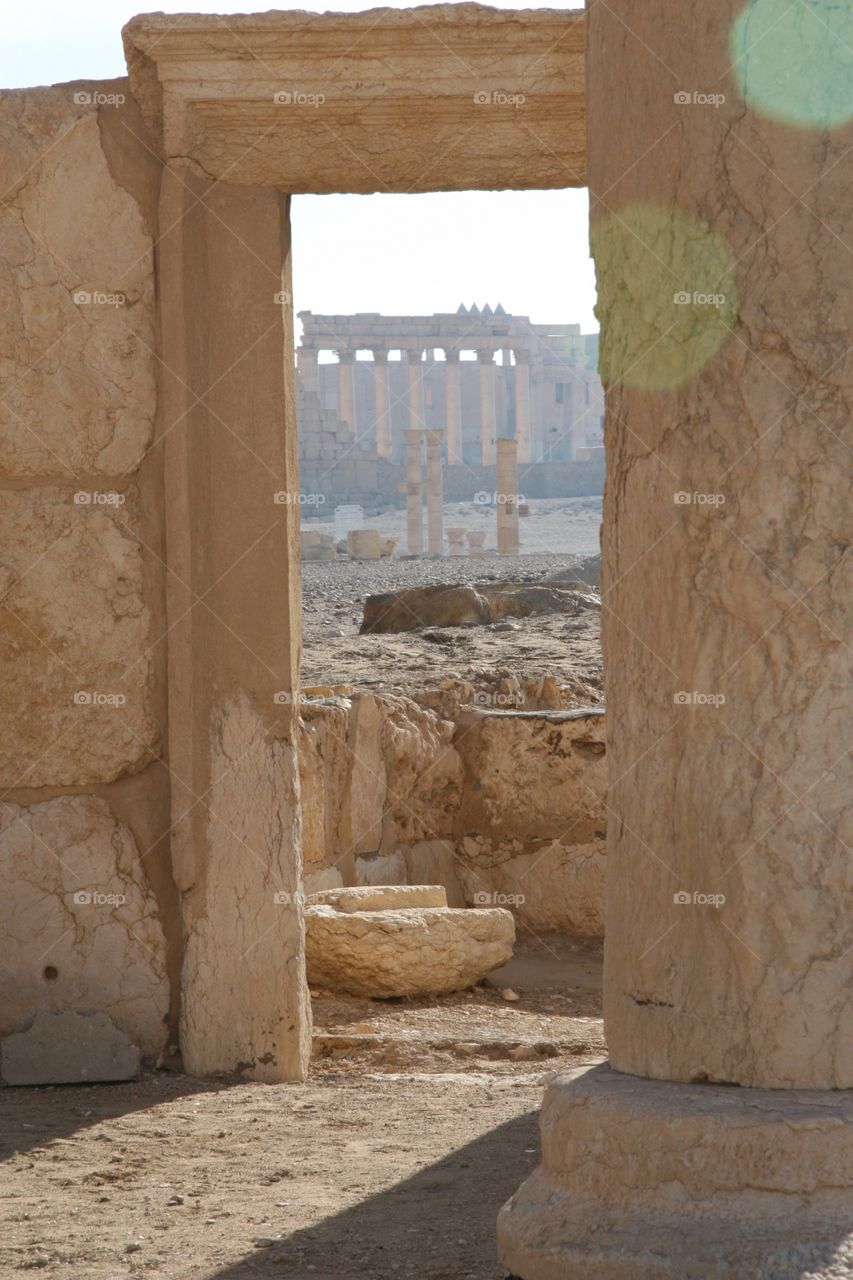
[371,349,391,458]
[512,349,531,463]
[425,430,444,555]
[477,349,497,464]
[404,429,423,555]
[495,438,519,556]
[499,1,853,1274]
[336,349,355,427]
[444,349,463,464]
[404,346,425,432]
[158,165,310,1084]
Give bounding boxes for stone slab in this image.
[1,1010,140,1086]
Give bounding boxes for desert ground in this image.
[1,936,604,1280]
[301,496,603,703]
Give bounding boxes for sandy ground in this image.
[301,499,604,704]
[1,936,604,1280]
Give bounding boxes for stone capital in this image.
[443,348,461,364]
[512,347,530,364]
[371,349,389,364]
[477,349,496,365]
[335,349,355,365]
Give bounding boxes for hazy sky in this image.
[2,0,597,331]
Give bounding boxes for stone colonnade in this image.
[304,341,533,465]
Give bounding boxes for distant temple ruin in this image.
[297,305,604,503]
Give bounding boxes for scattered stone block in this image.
[305,890,514,998]
[1,1010,140,1086]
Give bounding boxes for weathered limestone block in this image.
[1,1011,140,1086]
[0,85,156,477]
[404,839,466,907]
[336,693,387,858]
[181,695,310,1082]
[498,1065,853,1280]
[457,837,605,937]
[0,489,159,787]
[123,8,586,194]
[453,709,606,846]
[308,884,447,913]
[361,584,490,633]
[305,901,514,998]
[0,795,168,1057]
[297,700,352,875]
[355,849,407,886]
[380,697,463,847]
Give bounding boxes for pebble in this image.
[500,987,521,1002]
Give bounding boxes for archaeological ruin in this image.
[297,305,604,504]
[1,2,851,1278]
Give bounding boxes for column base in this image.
[498,1064,853,1280]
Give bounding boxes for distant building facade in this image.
[296,304,604,473]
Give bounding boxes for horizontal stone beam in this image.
[123,5,586,193]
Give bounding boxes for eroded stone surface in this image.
[180,695,311,1082]
[0,87,156,477]
[1,1010,140,1086]
[590,0,853,1090]
[306,902,514,998]
[0,795,168,1057]
[498,1065,853,1279]
[0,489,159,788]
[308,884,447,913]
[123,7,586,194]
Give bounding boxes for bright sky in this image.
[1,0,597,330]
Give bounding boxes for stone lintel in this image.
[122,5,585,193]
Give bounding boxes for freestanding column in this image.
[336,349,355,427]
[404,429,423,555]
[371,349,391,458]
[500,1,853,1274]
[495,438,519,556]
[512,349,531,463]
[477,349,497,464]
[443,348,463,464]
[404,347,425,431]
[425,430,444,555]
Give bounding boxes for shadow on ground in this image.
[204,1109,538,1280]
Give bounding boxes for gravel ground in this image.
[301,506,604,704]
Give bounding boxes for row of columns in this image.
[300,346,533,465]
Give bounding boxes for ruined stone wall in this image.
[0,80,176,1059]
[298,694,606,935]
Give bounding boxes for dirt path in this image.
[1,936,604,1280]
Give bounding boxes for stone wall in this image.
[0,80,175,1060]
[298,694,606,936]
[299,458,606,510]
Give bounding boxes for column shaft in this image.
[337,351,355,428]
[513,351,531,464]
[425,430,444,555]
[372,351,391,458]
[478,350,497,465]
[444,351,462,464]
[404,429,423,555]
[495,438,519,555]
